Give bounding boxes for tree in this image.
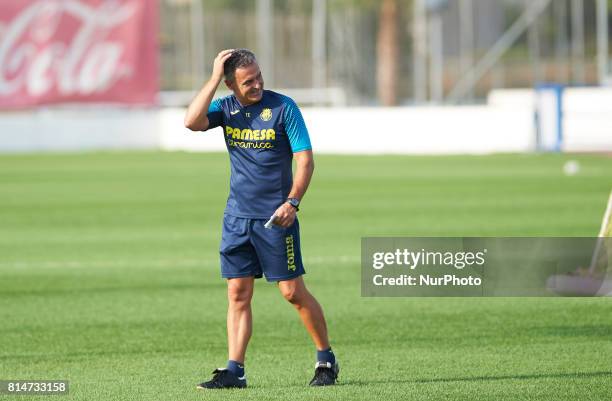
[331,0,401,105]
[376,0,400,105]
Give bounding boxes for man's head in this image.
[224,49,264,105]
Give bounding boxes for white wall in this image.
[160,106,534,154]
[303,106,533,154]
[489,87,612,152]
[1,87,611,154]
[0,108,159,153]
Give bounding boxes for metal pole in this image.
[257,0,274,87]
[527,0,543,84]
[176,3,189,89]
[554,0,569,83]
[447,0,551,103]
[570,0,585,84]
[190,0,205,87]
[412,0,427,103]
[596,0,609,85]
[429,12,443,103]
[459,0,474,101]
[312,0,327,95]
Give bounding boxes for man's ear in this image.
[225,80,234,91]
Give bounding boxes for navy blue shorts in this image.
[220,214,305,282]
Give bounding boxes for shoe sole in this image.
[196,385,246,390]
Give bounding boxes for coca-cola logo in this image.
[0,0,139,98]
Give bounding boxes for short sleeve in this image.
[205,98,224,130]
[282,97,312,153]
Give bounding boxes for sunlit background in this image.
[0,0,610,153]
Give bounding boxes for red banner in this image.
[0,0,158,109]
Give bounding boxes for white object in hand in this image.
[264,214,278,229]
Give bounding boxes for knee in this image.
[227,283,252,307]
[280,285,303,304]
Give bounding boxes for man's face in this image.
[226,63,264,105]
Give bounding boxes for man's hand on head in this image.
[212,49,234,82]
[273,202,297,228]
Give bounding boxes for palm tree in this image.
[377,0,400,105]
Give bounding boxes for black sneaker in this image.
[309,361,339,386]
[197,368,247,389]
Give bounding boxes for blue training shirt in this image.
[204,90,312,219]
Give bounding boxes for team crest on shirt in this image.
[259,108,273,121]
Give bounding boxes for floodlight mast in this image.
[412,0,428,104]
[190,0,205,88]
[256,0,274,88]
[596,0,610,85]
[312,0,327,105]
[459,0,474,102]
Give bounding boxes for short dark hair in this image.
[224,49,257,82]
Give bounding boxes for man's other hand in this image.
[273,202,297,228]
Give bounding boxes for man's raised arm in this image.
[184,49,233,131]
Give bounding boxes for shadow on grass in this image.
[343,370,612,386]
[212,370,612,391]
[532,325,612,338]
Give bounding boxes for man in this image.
[184,49,339,389]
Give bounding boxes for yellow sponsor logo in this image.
[286,235,296,271]
[260,108,273,121]
[224,125,276,141]
[227,140,274,149]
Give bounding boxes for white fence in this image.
[1,87,611,154]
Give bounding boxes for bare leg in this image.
[277,276,330,350]
[226,277,254,363]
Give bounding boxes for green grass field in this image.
[1,151,611,401]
